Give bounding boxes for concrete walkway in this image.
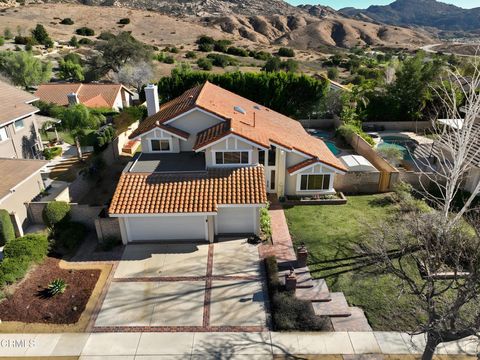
[0,331,477,357]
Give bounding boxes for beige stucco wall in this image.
[140,128,181,153]
[0,172,44,230]
[285,163,336,196]
[0,114,43,159]
[204,136,259,167]
[168,109,223,151]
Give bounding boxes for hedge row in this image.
[43,146,62,160]
[0,209,15,246]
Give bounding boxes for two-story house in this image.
[0,80,44,159]
[109,82,346,244]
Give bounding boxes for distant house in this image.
[0,158,47,235]
[0,80,44,159]
[34,83,134,111]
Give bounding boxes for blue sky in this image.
[285,0,478,9]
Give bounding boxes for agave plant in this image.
[47,278,67,297]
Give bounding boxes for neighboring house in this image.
[0,80,44,159]
[0,158,47,235]
[34,83,134,111]
[109,82,346,244]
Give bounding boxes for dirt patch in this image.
[0,258,100,324]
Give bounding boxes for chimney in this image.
[67,93,79,106]
[145,84,160,117]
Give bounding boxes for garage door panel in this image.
[126,216,206,241]
[216,207,255,234]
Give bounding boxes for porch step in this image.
[296,279,331,302]
[331,307,372,332]
[312,292,351,317]
[279,267,314,288]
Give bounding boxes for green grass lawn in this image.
[42,130,96,146]
[284,194,426,331]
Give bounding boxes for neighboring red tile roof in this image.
[109,166,267,215]
[0,81,39,125]
[132,82,347,172]
[34,83,132,109]
[157,123,190,139]
[287,158,320,174]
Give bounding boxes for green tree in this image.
[3,28,13,40]
[56,104,104,159]
[262,56,282,72]
[31,24,53,48]
[58,59,84,81]
[278,47,295,57]
[282,59,298,73]
[88,32,152,79]
[327,67,339,80]
[0,51,52,89]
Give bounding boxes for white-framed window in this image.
[214,151,250,165]
[150,139,171,152]
[299,174,331,191]
[0,127,8,142]
[14,119,25,130]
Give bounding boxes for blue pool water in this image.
[377,136,417,161]
[308,129,333,139]
[325,140,342,156]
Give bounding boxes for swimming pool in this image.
[307,129,333,140]
[377,136,417,161]
[325,140,342,156]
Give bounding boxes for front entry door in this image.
[265,146,277,193]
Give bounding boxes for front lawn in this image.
[284,194,426,331]
[42,129,96,147]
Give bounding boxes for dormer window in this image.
[150,139,171,152]
[214,151,250,165]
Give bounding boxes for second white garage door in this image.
[216,207,256,234]
[125,216,207,241]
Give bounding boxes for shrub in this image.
[252,50,271,61]
[76,27,95,36]
[185,51,197,59]
[259,206,272,241]
[93,125,115,152]
[227,46,249,57]
[14,35,35,45]
[168,46,179,53]
[377,146,403,166]
[213,39,232,53]
[47,278,67,296]
[196,35,215,45]
[69,35,79,48]
[336,124,375,146]
[327,67,339,80]
[78,38,94,45]
[118,18,130,25]
[264,256,330,331]
[42,201,71,228]
[0,36,4,46]
[0,256,30,285]
[3,234,49,263]
[163,55,175,64]
[198,43,213,52]
[31,24,52,47]
[3,28,13,40]
[97,31,115,41]
[42,146,62,160]
[55,221,86,251]
[206,53,237,67]
[60,18,74,25]
[0,210,14,246]
[278,47,295,57]
[197,57,213,71]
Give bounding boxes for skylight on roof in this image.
[234,106,246,114]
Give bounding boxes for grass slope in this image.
[284,194,426,331]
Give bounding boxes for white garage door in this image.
[125,216,206,241]
[216,207,256,234]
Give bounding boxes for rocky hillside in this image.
[340,0,480,32]
[4,0,434,49]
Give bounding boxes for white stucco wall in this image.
[140,128,181,153]
[204,136,259,167]
[285,163,336,196]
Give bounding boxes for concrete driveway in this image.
[95,238,266,330]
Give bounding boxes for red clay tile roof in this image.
[156,123,190,139]
[34,83,132,109]
[130,84,206,139]
[109,166,267,215]
[0,81,39,126]
[287,158,320,174]
[131,82,347,172]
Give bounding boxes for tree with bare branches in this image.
[358,57,480,359]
